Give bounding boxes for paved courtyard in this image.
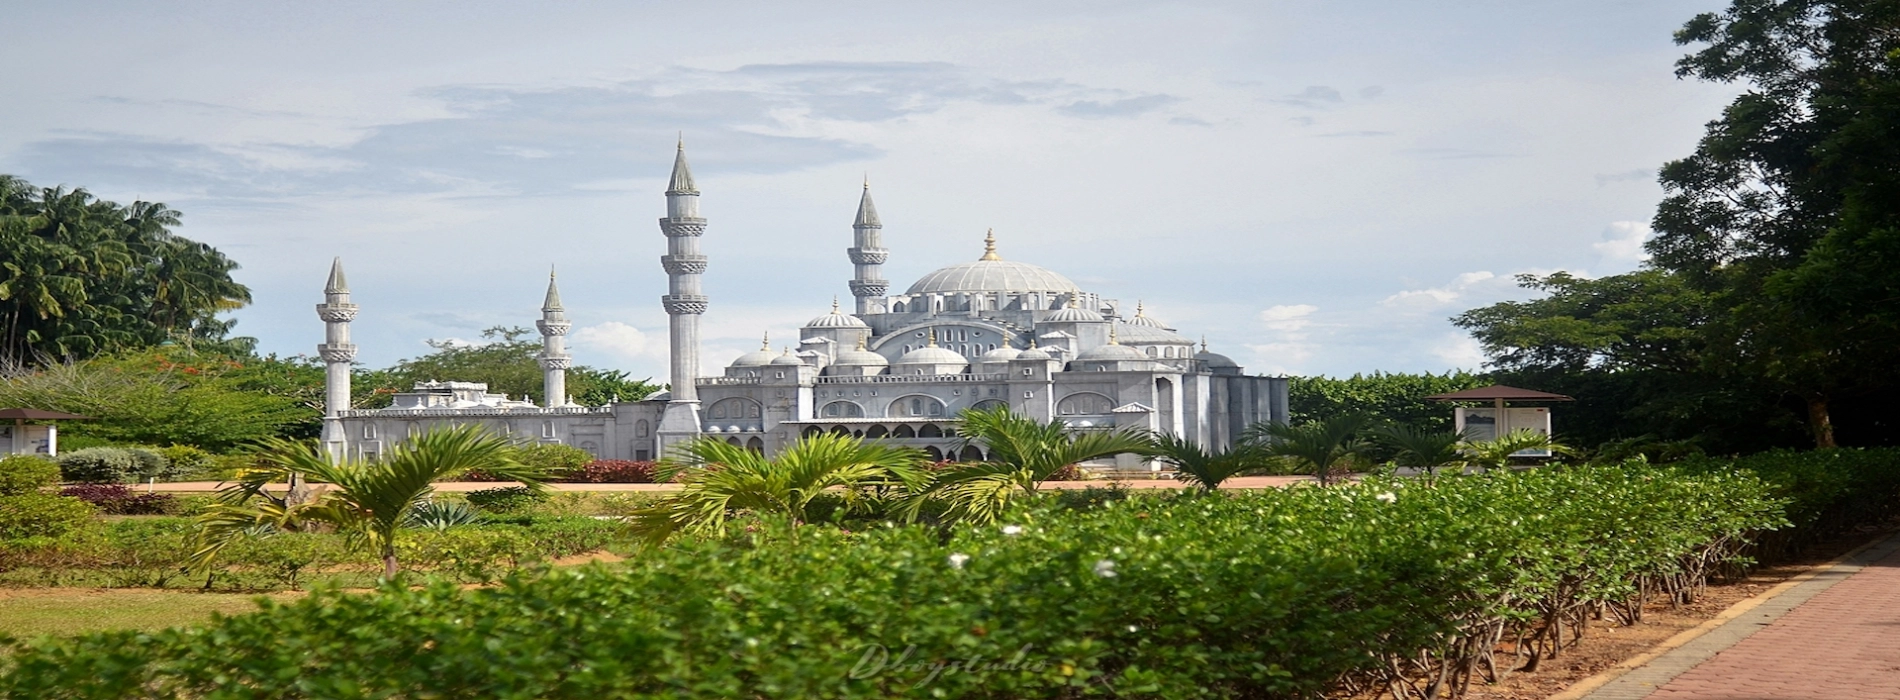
[1582,533,1900,700]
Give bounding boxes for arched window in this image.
[801,426,822,439]
[708,398,763,422]
[1058,392,1114,416]
[919,424,943,438]
[893,425,916,438]
[1145,346,1158,357]
[893,301,906,312]
[959,445,984,461]
[968,399,1008,414]
[866,425,888,438]
[924,446,944,461]
[822,401,865,418]
[888,394,948,418]
[635,419,650,437]
[745,437,764,454]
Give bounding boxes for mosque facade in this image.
[318,145,1287,466]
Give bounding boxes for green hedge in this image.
[0,465,1783,699]
[1677,447,1900,557]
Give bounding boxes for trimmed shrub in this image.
[511,443,592,474]
[55,448,142,484]
[557,459,660,483]
[1677,447,1900,557]
[0,455,60,495]
[124,448,174,481]
[0,466,1787,698]
[157,445,221,481]
[0,492,94,540]
[465,486,550,514]
[58,484,179,516]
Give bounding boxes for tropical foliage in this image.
[370,326,661,408]
[1371,424,1470,478]
[1287,371,1489,432]
[1244,413,1374,486]
[1151,433,1268,491]
[907,407,1153,524]
[193,426,544,576]
[629,434,926,544]
[0,176,252,365]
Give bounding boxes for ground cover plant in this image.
[0,464,1787,699]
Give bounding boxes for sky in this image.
[0,0,1740,380]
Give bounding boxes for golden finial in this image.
[1135,300,1145,317]
[1109,324,1121,345]
[927,328,939,347]
[1200,335,1209,353]
[863,173,869,189]
[760,332,770,351]
[979,229,1002,261]
[677,132,684,150]
[549,265,557,280]
[831,296,840,313]
[1028,335,1039,349]
[1065,294,1078,309]
[856,333,868,350]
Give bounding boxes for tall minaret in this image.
[535,271,572,408]
[847,179,888,315]
[656,139,707,449]
[316,257,358,461]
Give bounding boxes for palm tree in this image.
[1371,424,1471,480]
[1153,433,1268,492]
[1243,413,1375,486]
[1461,429,1576,471]
[910,407,1154,525]
[194,425,542,577]
[627,433,927,545]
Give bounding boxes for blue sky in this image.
[0,0,1737,380]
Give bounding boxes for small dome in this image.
[1196,351,1239,368]
[769,348,806,366]
[897,345,968,365]
[978,346,1022,363]
[1125,301,1168,328]
[834,347,889,366]
[1076,343,1146,362]
[805,298,869,328]
[730,334,776,367]
[1045,305,1105,323]
[1016,344,1053,361]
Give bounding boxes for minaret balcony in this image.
[847,248,888,265]
[536,320,571,336]
[661,294,710,315]
[317,343,358,363]
[315,303,359,322]
[661,254,708,275]
[849,280,889,297]
[658,218,706,236]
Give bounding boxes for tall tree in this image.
[1651,1,1900,446]
[375,326,661,407]
[0,175,252,364]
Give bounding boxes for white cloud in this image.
[571,321,657,364]
[1258,304,1319,331]
[1380,271,1498,309]
[1594,220,1651,268]
[1431,334,1486,369]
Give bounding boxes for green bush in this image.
[0,492,95,540]
[1676,447,1900,557]
[0,456,59,495]
[0,466,1785,698]
[156,445,221,481]
[511,443,593,475]
[54,448,142,484]
[464,486,550,514]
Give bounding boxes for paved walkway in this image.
[143,474,1316,493]
[1579,532,1900,700]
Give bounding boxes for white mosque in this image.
[317,145,1287,466]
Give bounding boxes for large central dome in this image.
[904,230,1080,295]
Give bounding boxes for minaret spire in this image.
[657,140,709,452]
[536,271,572,408]
[316,257,359,462]
[847,180,889,315]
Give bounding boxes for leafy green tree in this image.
[374,326,660,407]
[630,434,926,544]
[1245,413,1374,486]
[1648,0,1900,447]
[0,176,252,365]
[1152,433,1268,491]
[912,407,1153,524]
[1288,371,1490,433]
[0,349,315,451]
[1461,429,1576,471]
[195,426,542,577]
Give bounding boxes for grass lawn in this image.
[0,588,301,639]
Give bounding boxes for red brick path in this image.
[1647,542,1900,700]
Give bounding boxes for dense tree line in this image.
[1456,0,1900,452]
[0,176,252,365]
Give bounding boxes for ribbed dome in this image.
[769,349,806,366]
[1045,305,1105,323]
[1076,343,1146,362]
[805,298,869,328]
[1016,345,1053,361]
[977,346,1022,363]
[906,260,1080,296]
[1195,351,1239,368]
[834,348,889,366]
[897,346,968,365]
[1126,302,1167,328]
